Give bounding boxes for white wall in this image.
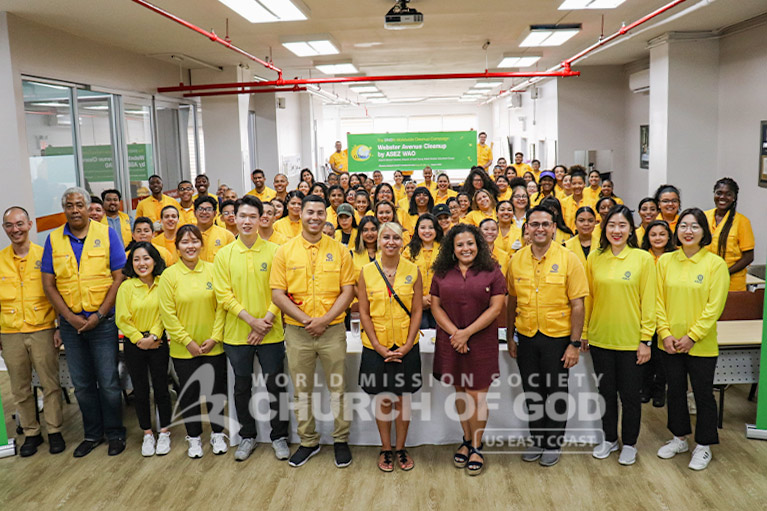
[622,86,651,209]
[505,79,559,168]
[717,24,767,263]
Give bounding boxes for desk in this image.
[715,320,762,427]
[746,273,765,290]
[227,329,603,447]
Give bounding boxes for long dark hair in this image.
[300,168,315,187]
[460,167,499,201]
[354,189,372,213]
[373,182,395,205]
[540,196,574,237]
[408,186,435,216]
[640,220,675,253]
[598,204,638,252]
[353,216,380,255]
[124,241,166,278]
[406,213,443,259]
[713,177,739,258]
[310,182,329,206]
[432,223,497,277]
[534,174,556,204]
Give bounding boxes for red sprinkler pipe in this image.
[131,0,283,81]
[158,70,579,94]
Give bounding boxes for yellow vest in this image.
[50,221,113,313]
[101,212,132,248]
[361,258,419,350]
[0,244,56,332]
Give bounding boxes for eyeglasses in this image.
[178,187,194,192]
[512,194,528,200]
[197,207,215,213]
[528,221,553,229]
[221,211,234,217]
[3,221,26,230]
[660,199,679,205]
[678,223,701,232]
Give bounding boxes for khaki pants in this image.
[285,323,349,446]
[1,329,63,436]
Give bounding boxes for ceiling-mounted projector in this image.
[385,0,424,30]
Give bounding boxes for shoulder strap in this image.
[374,260,411,317]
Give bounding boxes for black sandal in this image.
[454,437,471,468]
[396,449,414,471]
[378,450,394,472]
[467,444,484,476]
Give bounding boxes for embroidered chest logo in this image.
[622,271,632,281]
[93,239,101,248]
[550,264,559,273]
[695,274,704,284]
[206,282,213,290]
[215,239,221,247]
[260,262,268,272]
[326,253,334,262]
[405,275,413,284]
[35,260,42,270]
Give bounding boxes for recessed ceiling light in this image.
[520,24,582,47]
[498,55,542,68]
[315,62,359,74]
[281,34,339,57]
[559,0,626,9]
[349,85,379,93]
[217,0,309,23]
[472,81,503,89]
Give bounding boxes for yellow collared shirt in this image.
[434,189,458,205]
[264,230,288,246]
[115,277,164,343]
[507,242,589,338]
[477,144,493,168]
[403,243,439,297]
[135,194,179,224]
[177,205,197,227]
[273,216,302,240]
[492,245,510,277]
[199,224,236,263]
[270,234,355,326]
[158,260,224,359]
[496,224,523,255]
[564,236,591,272]
[511,163,534,178]
[329,150,348,172]
[704,209,755,291]
[561,195,596,234]
[151,235,179,266]
[246,186,277,203]
[655,248,730,357]
[461,209,497,227]
[213,237,283,346]
[584,246,656,350]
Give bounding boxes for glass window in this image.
[77,90,119,200]
[122,101,156,211]
[23,80,79,243]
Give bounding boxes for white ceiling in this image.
[2,0,766,101]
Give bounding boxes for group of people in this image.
[0,153,753,476]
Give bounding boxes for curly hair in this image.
[431,223,498,277]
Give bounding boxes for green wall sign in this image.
[347,131,477,172]
[45,144,154,182]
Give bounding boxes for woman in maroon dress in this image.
[430,223,507,476]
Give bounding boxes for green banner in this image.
[347,131,476,172]
[45,144,154,182]
[0,384,8,448]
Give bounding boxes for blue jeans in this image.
[60,316,125,441]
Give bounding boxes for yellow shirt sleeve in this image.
[738,213,755,252]
[213,247,245,319]
[158,268,193,347]
[339,245,356,287]
[270,245,288,291]
[655,254,673,341]
[115,281,142,344]
[688,256,730,342]
[565,250,589,301]
[638,251,657,341]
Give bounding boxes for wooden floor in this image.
[0,371,765,511]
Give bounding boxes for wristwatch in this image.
[96,311,105,322]
[570,340,582,348]
[641,340,652,347]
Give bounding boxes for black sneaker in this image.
[653,393,666,408]
[73,438,103,458]
[108,438,126,456]
[49,432,66,454]
[288,445,321,467]
[19,434,44,457]
[334,442,352,468]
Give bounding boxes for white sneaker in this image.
[141,433,156,457]
[688,445,712,470]
[272,438,290,460]
[186,436,203,458]
[592,440,619,459]
[657,437,689,459]
[210,432,228,455]
[156,431,171,456]
[618,445,637,465]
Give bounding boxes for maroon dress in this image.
[430,265,507,389]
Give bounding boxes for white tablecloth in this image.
[227,329,603,446]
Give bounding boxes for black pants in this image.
[172,354,228,438]
[662,351,719,445]
[642,335,666,398]
[420,309,437,329]
[517,333,570,450]
[590,346,643,445]
[123,340,172,431]
[223,343,289,441]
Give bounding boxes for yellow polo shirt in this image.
[270,234,355,326]
[507,242,589,338]
[492,245,510,277]
[655,248,730,356]
[561,195,596,234]
[329,150,348,173]
[564,236,590,271]
[477,144,493,169]
[584,186,601,203]
[158,260,224,359]
[199,224,235,263]
[392,184,407,204]
[402,243,439,298]
[151,235,179,266]
[135,194,179,224]
[264,230,288,246]
[361,258,419,350]
[704,209,755,291]
[497,189,512,202]
[177,205,197,227]
[511,163,534,179]
[213,237,283,346]
[461,209,497,227]
[115,277,164,343]
[496,224,523,255]
[246,186,277,203]
[434,189,458,205]
[326,206,339,227]
[584,246,656,350]
[274,216,302,240]
[417,181,438,196]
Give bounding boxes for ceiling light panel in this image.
[498,55,542,68]
[281,34,339,57]
[315,62,359,74]
[559,0,626,9]
[218,0,309,23]
[520,25,582,47]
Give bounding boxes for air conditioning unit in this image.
[509,93,522,108]
[529,86,540,100]
[629,69,650,94]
